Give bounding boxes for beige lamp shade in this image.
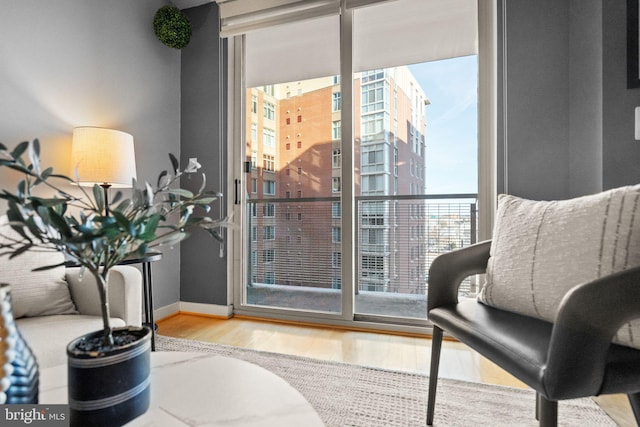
[71,127,137,188]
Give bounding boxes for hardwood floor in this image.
[157,313,634,426]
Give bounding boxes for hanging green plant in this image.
[153,6,192,49]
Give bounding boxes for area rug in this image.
[155,335,615,427]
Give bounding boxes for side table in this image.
[118,252,162,351]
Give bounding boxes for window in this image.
[251,150,257,169]
[263,128,276,147]
[332,252,341,268]
[263,225,275,240]
[297,115,302,123]
[332,120,341,140]
[332,149,341,168]
[264,272,275,284]
[251,95,258,114]
[251,250,257,266]
[332,92,341,111]
[263,203,275,217]
[251,122,257,142]
[263,102,276,120]
[233,0,488,323]
[263,154,275,172]
[251,178,257,193]
[332,177,341,193]
[263,249,274,263]
[263,180,276,195]
[361,79,388,113]
[332,202,341,218]
[251,226,257,242]
[297,190,302,198]
[263,85,274,96]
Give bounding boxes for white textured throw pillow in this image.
[0,216,77,318]
[478,185,640,349]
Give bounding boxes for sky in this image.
[409,55,478,195]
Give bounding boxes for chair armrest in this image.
[66,265,143,327]
[545,265,640,398]
[427,240,491,312]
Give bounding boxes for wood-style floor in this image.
[157,313,634,426]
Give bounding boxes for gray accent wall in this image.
[0,0,182,310]
[501,0,640,200]
[603,0,640,189]
[180,3,229,306]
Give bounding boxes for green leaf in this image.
[139,214,160,241]
[198,172,207,195]
[28,139,41,176]
[114,198,132,212]
[167,188,194,199]
[47,207,73,237]
[32,261,66,271]
[145,182,154,206]
[111,191,123,205]
[11,141,29,160]
[17,180,26,199]
[9,244,33,259]
[193,197,217,205]
[112,210,129,229]
[157,170,168,188]
[169,153,179,174]
[93,184,105,213]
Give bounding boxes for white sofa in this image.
[15,266,143,369]
[0,218,142,368]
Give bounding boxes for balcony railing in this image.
[246,194,478,319]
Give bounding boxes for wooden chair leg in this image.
[628,392,640,425]
[538,395,558,427]
[427,326,443,426]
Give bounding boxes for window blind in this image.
[218,0,478,87]
[353,0,478,72]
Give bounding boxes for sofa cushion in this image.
[17,315,126,369]
[478,185,640,349]
[0,216,77,318]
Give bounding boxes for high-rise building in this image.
[246,67,428,294]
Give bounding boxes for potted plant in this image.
[0,139,227,426]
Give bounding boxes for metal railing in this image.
[246,194,478,317]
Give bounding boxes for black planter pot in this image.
[67,326,151,427]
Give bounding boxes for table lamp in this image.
[70,127,137,216]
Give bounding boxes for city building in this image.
[246,67,430,295]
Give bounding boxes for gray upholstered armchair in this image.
[427,186,640,426]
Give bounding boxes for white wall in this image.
[0,0,182,309]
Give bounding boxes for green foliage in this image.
[153,6,192,49]
[0,139,227,346]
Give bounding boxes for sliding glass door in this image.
[225,0,494,330]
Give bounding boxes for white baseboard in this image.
[155,301,233,320]
[154,302,180,321]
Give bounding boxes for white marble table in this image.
[39,352,325,426]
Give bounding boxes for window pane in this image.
[246,75,342,314]
[353,59,478,320]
